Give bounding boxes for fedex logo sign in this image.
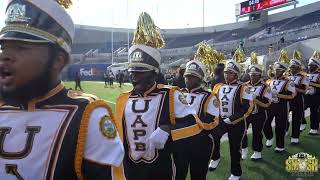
[79,68,98,76]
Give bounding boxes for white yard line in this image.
[104,99,116,104]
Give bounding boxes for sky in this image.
[0,0,318,29]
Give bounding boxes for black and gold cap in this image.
[128,12,165,74]
[0,0,74,54]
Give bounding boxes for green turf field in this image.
[64,81,320,180]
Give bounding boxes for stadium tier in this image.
[70,1,320,66]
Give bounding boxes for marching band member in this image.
[264,49,296,152]
[305,51,320,135]
[114,12,203,180]
[241,52,272,160]
[287,50,309,144]
[210,50,254,180]
[174,44,220,179]
[0,0,124,179]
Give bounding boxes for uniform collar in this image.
[143,82,157,97]
[184,86,202,93]
[226,79,238,85]
[249,79,262,86]
[0,82,65,110]
[276,76,286,80]
[27,82,65,110]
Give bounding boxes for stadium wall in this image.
[67,64,110,81]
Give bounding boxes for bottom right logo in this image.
[286,152,319,177]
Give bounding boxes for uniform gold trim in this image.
[28,82,64,110]
[254,98,271,108]
[112,164,126,180]
[309,82,320,88]
[278,93,295,99]
[143,83,157,97]
[169,87,179,126]
[212,83,222,96]
[244,100,254,118]
[203,117,219,130]
[75,100,118,180]
[171,124,202,141]
[1,25,57,42]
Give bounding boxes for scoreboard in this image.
[237,0,295,15]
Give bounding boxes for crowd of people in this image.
[0,1,319,180]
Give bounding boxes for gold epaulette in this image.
[266,79,272,85]
[212,83,222,95]
[67,90,99,103]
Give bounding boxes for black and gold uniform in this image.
[173,59,219,180]
[114,84,203,180]
[264,66,296,151]
[287,70,309,143]
[241,79,272,158]
[210,60,254,179]
[114,12,203,180]
[305,55,320,135]
[0,83,125,180]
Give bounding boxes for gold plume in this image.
[195,43,219,73]
[293,50,303,60]
[233,48,246,63]
[57,0,73,9]
[278,49,290,64]
[251,52,258,65]
[132,12,165,49]
[311,50,320,60]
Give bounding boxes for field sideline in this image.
[64,81,320,180]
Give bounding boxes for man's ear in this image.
[52,51,67,72]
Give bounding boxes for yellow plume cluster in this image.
[194,43,224,73]
[233,48,246,63]
[132,12,165,49]
[311,50,320,59]
[57,0,72,9]
[292,50,303,60]
[278,49,290,64]
[250,51,258,65]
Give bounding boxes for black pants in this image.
[305,94,320,130]
[211,120,246,176]
[242,111,267,152]
[124,154,174,180]
[289,95,304,138]
[109,79,113,86]
[104,78,109,86]
[119,80,123,88]
[75,82,82,91]
[173,134,213,180]
[263,102,288,148]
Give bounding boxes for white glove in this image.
[271,90,278,97]
[223,118,232,125]
[251,92,257,100]
[146,127,169,149]
[306,87,315,95]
